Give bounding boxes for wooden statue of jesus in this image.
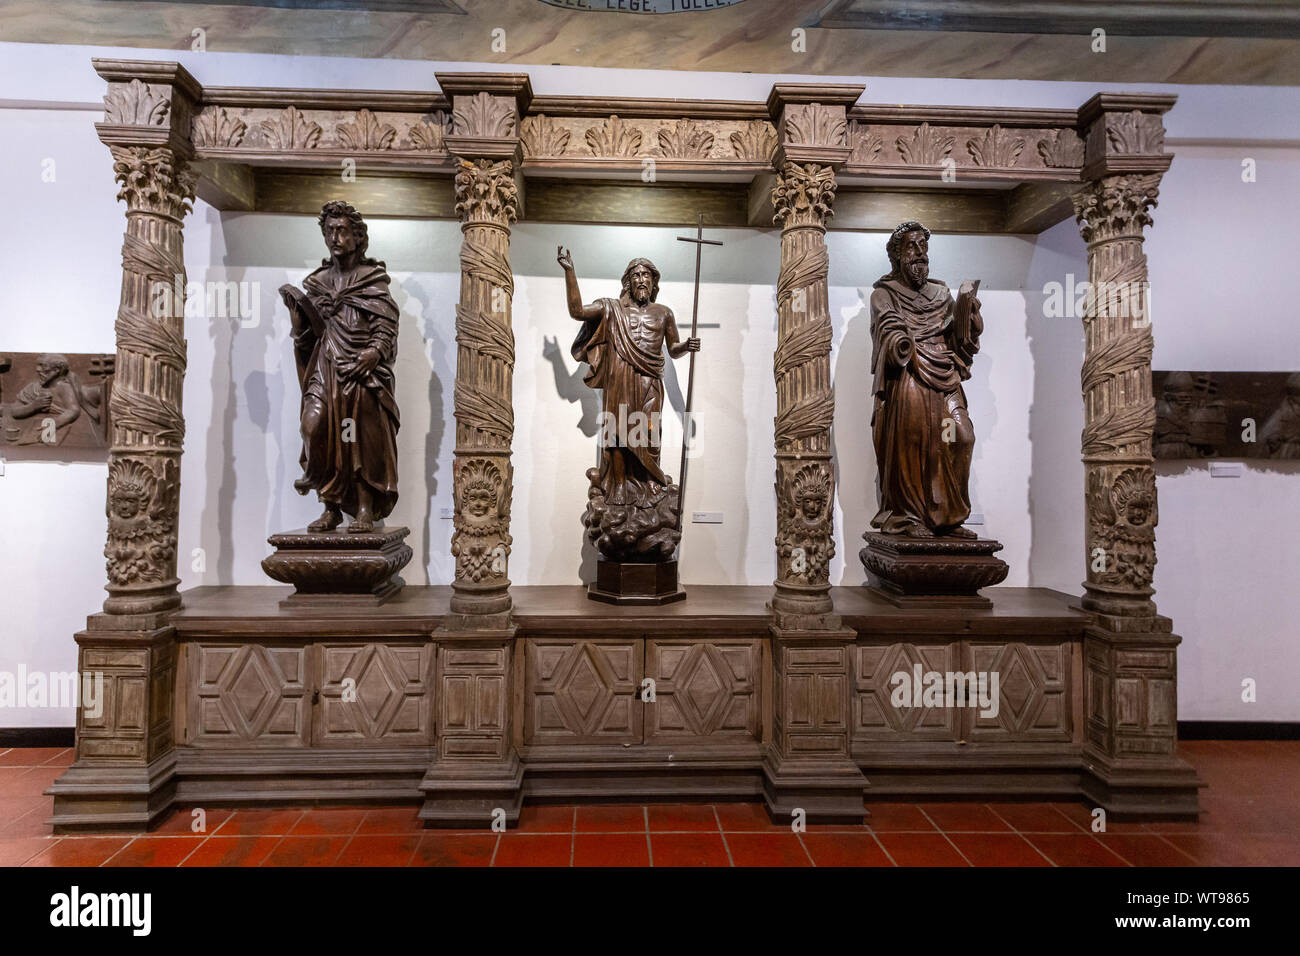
[558,248,700,564]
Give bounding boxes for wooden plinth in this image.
[589,559,686,605]
[261,526,412,606]
[860,532,1009,607]
[50,584,1205,832]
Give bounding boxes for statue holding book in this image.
[262,201,410,604]
[279,200,401,533]
[860,220,1007,606]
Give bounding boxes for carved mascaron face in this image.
[799,493,825,522]
[464,484,495,522]
[110,486,148,522]
[1124,495,1153,527]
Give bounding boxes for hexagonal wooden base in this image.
[589,558,686,606]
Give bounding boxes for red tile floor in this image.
[1,739,1297,866]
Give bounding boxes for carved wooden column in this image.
[50,60,201,832]
[760,85,866,822]
[1072,94,1200,814]
[421,74,531,827]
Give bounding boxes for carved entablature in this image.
[94,59,201,156]
[89,60,1174,208]
[438,72,531,164]
[517,98,777,175]
[190,88,454,173]
[767,83,861,168]
[842,107,1088,182]
[1077,93,1177,181]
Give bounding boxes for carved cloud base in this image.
[860,532,1010,608]
[262,526,412,606]
[589,558,686,606]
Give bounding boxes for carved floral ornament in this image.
[775,462,835,585]
[516,114,776,161]
[453,158,519,224]
[192,107,246,148]
[1106,109,1166,155]
[452,457,513,583]
[109,146,196,215]
[103,79,170,126]
[336,109,397,151]
[104,456,179,587]
[1073,173,1161,244]
[452,91,516,138]
[783,103,846,147]
[772,161,837,227]
[966,124,1025,168]
[1088,466,1157,590]
[1037,128,1085,167]
[193,105,448,152]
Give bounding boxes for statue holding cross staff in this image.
[558,219,719,603]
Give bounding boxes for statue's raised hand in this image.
[557,246,574,271]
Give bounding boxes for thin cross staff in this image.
[673,213,723,534]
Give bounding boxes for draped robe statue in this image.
[558,250,699,561]
[279,201,400,533]
[869,221,983,538]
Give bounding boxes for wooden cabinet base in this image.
[49,584,1203,832]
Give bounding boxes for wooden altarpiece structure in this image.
[49,59,1201,830]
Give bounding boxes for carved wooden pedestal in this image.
[589,559,686,606]
[262,527,413,605]
[860,532,1010,608]
[48,618,178,832]
[53,583,1200,834]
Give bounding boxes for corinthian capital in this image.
[1073,173,1161,244]
[109,146,196,217]
[454,158,519,226]
[771,161,837,229]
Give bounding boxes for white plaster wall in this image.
[1,42,1297,726]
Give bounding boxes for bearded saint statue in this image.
[869,220,983,538]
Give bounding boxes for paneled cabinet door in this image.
[852,641,961,742]
[187,644,310,748]
[644,639,761,743]
[965,640,1072,742]
[315,643,434,746]
[523,639,642,747]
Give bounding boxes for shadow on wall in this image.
[541,334,600,437]
[1024,219,1088,595]
[393,278,446,586]
[832,287,876,587]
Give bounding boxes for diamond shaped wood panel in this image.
[967,641,1072,742]
[317,643,433,746]
[188,644,309,748]
[644,639,760,742]
[852,642,960,741]
[524,639,641,746]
